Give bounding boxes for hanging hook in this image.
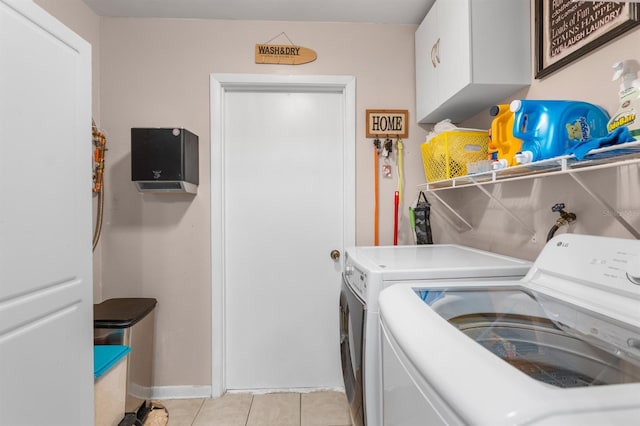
[383,138,393,158]
[373,138,381,154]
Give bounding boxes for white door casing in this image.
[211,74,356,395]
[0,1,93,425]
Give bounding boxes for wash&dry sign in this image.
[255,44,317,65]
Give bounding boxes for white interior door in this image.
[0,1,93,424]
[211,75,355,393]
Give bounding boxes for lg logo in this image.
[556,241,569,248]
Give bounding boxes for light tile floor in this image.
[158,391,352,426]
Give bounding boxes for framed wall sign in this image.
[255,32,317,65]
[366,109,408,138]
[535,0,640,79]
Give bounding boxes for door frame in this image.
[210,73,356,396]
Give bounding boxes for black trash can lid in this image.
[94,298,157,329]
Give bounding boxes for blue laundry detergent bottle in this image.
[510,100,610,163]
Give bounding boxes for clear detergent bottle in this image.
[487,104,522,169]
[510,99,610,163]
[607,59,640,140]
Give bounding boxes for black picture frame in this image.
[535,0,640,79]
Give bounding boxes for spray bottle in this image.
[607,59,640,140]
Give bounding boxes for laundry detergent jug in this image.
[510,100,610,163]
[488,104,522,169]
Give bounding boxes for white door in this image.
[211,75,355,393]
[0,1,93,425]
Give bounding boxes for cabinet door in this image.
[415,6,439,122]
[436,0,471,103]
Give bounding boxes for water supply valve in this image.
[547,203,577,242]
[552,203,577,225]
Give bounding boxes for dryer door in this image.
[340,275,365,426]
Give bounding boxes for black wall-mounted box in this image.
[131,128,199,194]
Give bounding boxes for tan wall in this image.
[35,0,640,391]
[98,18,422,388]
[448,4,640,262]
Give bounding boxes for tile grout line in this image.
[189,398,206,426]
[161,391,351,426]
[244,394,254,426]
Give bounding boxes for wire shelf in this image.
[419,141,640,191]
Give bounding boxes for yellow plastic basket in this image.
[421,130,488,182]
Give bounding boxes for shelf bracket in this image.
[469,177,537,240]
[568,172,640,239]
[427,191,473,231]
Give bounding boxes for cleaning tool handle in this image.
[393,190,399,245]
[374,148,379,246]
[409,207,415,230]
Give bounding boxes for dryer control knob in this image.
[626,261,640,286]
[345,265,354,276]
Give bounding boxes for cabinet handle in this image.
[430,38,441,68]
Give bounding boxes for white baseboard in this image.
[227,386,346,394]
[150,385,212,400]
[149,385,345,400]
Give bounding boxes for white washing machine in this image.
[339,245,532,426]
[379,234,640,425]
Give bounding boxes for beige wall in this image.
[449,4,640,262]
[36,0,640,391]
[98,18,422,388]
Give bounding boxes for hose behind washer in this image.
[546,224,560,242]
[93,186,104,251]
[92,121,106,252]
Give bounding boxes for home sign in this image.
[366,109,409,138]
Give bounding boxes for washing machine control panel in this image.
[345,261,367,300]
[344,264,355,277]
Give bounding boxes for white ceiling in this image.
[81,0,433,25]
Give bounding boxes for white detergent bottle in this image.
[607,59,640,140]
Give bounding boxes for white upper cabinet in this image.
[416,0,531,124]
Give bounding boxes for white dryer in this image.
[380,234,640,425]
[339,245,532,426]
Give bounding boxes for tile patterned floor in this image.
[157,391,352,426]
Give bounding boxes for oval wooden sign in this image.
[255,44,317,65]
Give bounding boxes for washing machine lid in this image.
[345,244,531,281]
